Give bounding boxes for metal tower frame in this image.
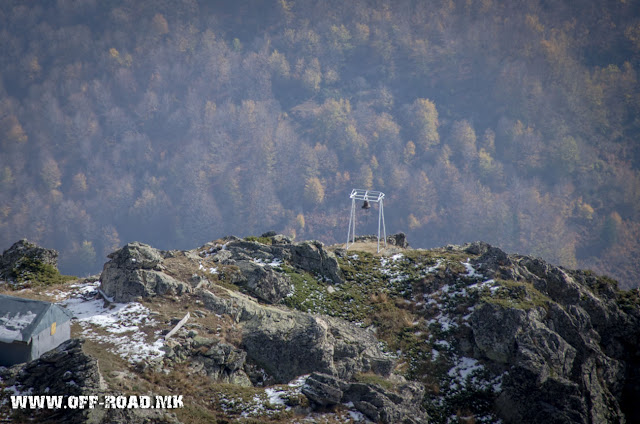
[346,189,387,253]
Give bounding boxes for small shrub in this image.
[244,236,273,245]
[354,372,395,390]
[481,280,551,310]
[9,258,75,288]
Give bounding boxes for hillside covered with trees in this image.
[1,0,639,288]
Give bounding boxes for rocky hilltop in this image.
[0,239,74,289]
[1,234,639,423]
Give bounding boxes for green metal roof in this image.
[0,294,73,343]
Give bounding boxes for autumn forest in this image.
[1,0,639,288]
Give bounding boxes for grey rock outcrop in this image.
[231,260,293,304]
[302,373,347,406]
[0,339,181,424]
[302,372,428,423]
[464,242,640,424]
[209,236,344,284]
[162,335,252,386]
[286,240,344,284]
[0,239,59,281]
[4,339,104,395]
[195,285,394,384]
[242,311,393,383]
[100,242,191,302]
[99,235,342,305]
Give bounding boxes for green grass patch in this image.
[354,372,395,390]
[244,236,273,245]
[280,264,372,321]
[594,275,619,293]
[481,279,551,310]
[617,287,640,313]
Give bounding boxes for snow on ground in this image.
[0,384,33,408]
[219,375,309,419]
[447,355,505,394]
[469,279,499,294]
[426,259,443,273]
[343,402,370,422]
[43,289,68,301]
[378,255,411,283]
[198,262,218,274]
[448,357,484,390]
[251,257,283,267]
[62,281,164,364]
[462,259,483,278]
[428,313,458,332]
[390,253,404,261]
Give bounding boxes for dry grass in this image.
[78,327,135,389]
[140,293,242,347]
[329,241,406,256]
[0,279,81,301]
[162,253,202,282]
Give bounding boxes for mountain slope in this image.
[1,234,639,423]
[1,0,640,288]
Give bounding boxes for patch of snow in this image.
[462,307,476,321]
[389,275,409,283]
[288,375,309,387]
[97,288,114,303]
[62,281,164,364]
[426,259,443,273]
[0,384,33,407]
[434,340,450,349]
[468,279,499,293]
[391,253,404,261]
[264,387,286,406]
[449,357,482,380]
[346,406,367,422]
[448,356,486,391]
[251,258,283,267]
[461,259,483,277]
[422,294,438,305]
[44,290,68,301]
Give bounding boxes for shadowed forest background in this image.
[1,0,639,288]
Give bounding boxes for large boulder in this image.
[232,260,293,304]
[0,339,180,424]
[196,285,393,384]
[162,335,252,386]
[241,306,393,383]
[287,240,344,284]
[302,373,347,406]
[210,236,344,284]
[471,302,529,364]
[302,372,428,424]
[100,242,190,302]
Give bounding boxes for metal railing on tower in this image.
[346,189,387,253]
